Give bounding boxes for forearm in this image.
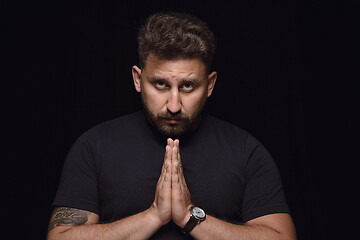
[190,215,291,240]
[47,209,161,240]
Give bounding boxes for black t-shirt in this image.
[53,111,289,239]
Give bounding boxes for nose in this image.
[166,89,182,114]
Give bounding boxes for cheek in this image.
[182,91,207,114]
[142,88,167,111]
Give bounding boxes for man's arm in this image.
[46,207,162,240]
[168,139,296,240]
[47,144,174,240]
[189,213,296,240]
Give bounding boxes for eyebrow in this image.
[147,76,167,82]
[148,76,201,85]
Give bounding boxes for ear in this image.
[207,71,217,97]
[132,65,142,93]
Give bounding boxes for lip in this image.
[165,118,182,124]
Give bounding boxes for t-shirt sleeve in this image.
[241,134,290,222]
[52,130,100,214]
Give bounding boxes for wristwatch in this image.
[182,206,206,234]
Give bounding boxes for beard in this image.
[142,97,205,138]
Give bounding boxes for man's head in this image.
[137,12,216,73]
[132,12,217,138]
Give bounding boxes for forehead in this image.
[142,55,207,79]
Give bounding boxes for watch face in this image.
[192,207,206,219]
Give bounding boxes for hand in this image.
[149,142,172,227]
[170,139,193,228]
[149,139,193,228]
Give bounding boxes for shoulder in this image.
[202,114,250,142]
[92,110,144,133]
[69,111,145,153]
[204,114,247,133]
[81,111,144,139]
[201,114,267,157]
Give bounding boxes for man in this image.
[47,12,296,240]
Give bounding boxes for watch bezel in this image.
[183,206,206,234]
[191,206,206,221]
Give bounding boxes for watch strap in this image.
[183,215,199,234]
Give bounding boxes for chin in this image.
[158,124,188,138]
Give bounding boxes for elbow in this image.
[279,229,297,240]
[46,231,57,240]
[46,227,73,240]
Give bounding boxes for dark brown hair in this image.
[137,12,216,72]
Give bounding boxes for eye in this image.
[154,81,167,90]
[181,83,195,92]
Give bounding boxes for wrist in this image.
[144,207,164,230]
[174,204,194,228]
[179,210,191,228]
[182,206,206,234]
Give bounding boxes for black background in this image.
[3,0,358,239]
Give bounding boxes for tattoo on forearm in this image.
[48,207,90,232]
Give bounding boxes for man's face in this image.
[132,54,217,138]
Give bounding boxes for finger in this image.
[159,145,171,188]
[176,140,182,173]
[171,147,189,216]
[159,138,173,187]
[164,146,171,181]
[162,160,171,190]
[174,140,181,164]
[167,138,174,147]
[171,146,179,181]
[174,140,187,188]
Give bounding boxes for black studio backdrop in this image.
[3,0,358,239]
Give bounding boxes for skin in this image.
[47,56,297,240]
[150,138,192,228]
[132,54,217,138]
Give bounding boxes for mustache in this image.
[157,111,190,120]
